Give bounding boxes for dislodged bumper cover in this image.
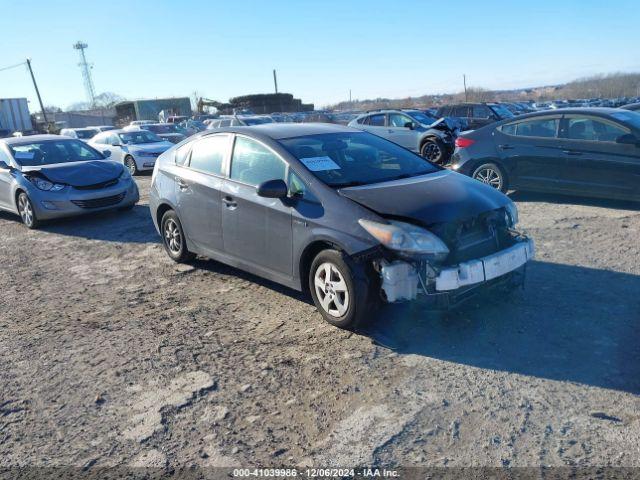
[435,239,535,291]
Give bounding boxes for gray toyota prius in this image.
[149,124,534,328]
[0,135,139,228]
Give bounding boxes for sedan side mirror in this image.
[102,150,112,158]
[615,133,640,146]
[257,179,288,199]
[404,121,415,130]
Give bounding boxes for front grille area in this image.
[74,178,119,190]
[71,192,126,209]
[429,209,514,264]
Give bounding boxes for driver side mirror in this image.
[102,150,112,158]
[616,133,640,146]
[257,179,288,199]
[404,121,415,130]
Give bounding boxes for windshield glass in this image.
[406,111,438,125]
[119,131,164,144]
[489,104,514,118]
[147,124,179,134]
[611,111,640,130]
[279,132,439,187]
[242,117,274,125]
[75,129,99,139]
[10,139,103,166]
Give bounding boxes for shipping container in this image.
[0,98,33,133]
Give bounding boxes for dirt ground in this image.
[1,175,639,470]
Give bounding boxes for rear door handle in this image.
[563,150,582,156]
[176,177,189,190]
[222,196,237,208]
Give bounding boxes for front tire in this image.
[161,210,194,263]
[124,156,139,176]
[308,250,372,329]
[472,162,508,193]
[420,138,447,164]
[17,192,39,229]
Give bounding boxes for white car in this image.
[129,120,156,127]
[88,129,173,175]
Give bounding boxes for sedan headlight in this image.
[29,177,65,192]
[358,219,449,259]
[505,202,519,227]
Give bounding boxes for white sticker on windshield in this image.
[14,151,34,160]
[300,156,341,171]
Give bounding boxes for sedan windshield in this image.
[10,139,103,166]
[119,131,164,144]
[75,129,99,139]
[279,132,439,187]
[406,111,438,125]
[611,111,640,130]
[147,124,180,134]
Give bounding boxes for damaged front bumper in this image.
[376,235,534,306]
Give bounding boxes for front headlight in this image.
[358,219,449,259]
[29,177,65,191]
[505,202,519,227]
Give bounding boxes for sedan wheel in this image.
[17,193,39,229]
[160,210,194,263]
[421,139,445,164]
[472,163,507,192]
[164,219,182,255]
[313,262,350,317]
[125,156,138,176]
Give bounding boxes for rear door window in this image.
[472,105,492,119]
[452,106,469,117]
[501,118,560,138]
[187,134,229,175]
[368,114,386,127]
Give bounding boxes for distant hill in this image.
[327,72,640,110]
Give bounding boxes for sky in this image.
[1,0,639,111]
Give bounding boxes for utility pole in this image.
[26,58,48,124]
[463,74,468,102]
[273,69,278,94]
[73,41,97,108]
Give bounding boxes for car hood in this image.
[127,142,173,153]
[338,170,511,225]
[22,160,123,187]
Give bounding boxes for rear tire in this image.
[472,162,508,193]
[420,138,447,164]
[160,210,194,263]
[308,249,373,330]
[124,156,139,176]
[17,192,39,229]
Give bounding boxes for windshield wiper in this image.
[331,180,369,188]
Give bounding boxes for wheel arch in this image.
[298,240,345,294]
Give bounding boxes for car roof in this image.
[503,107,627,120]
[206,122,361,140]
[1,134,65,146]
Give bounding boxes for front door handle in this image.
[563,150,582,156]
[222,196,237,208]
[499,144,515,150]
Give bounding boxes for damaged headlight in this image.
[505,202,519,227]
[358,219,449,260]
[28,176,65,192]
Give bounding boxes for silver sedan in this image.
[0,135,139,229]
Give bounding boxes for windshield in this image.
[147,124,180,134]
[406,111,438,125]
[489,104,514,118]
[10,139,103,166]
[119,131,164,144]
[611,111,640,130]
[279,132,439,187]
[242,117,274,125]
[75,129,99,139]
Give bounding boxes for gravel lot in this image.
[1,175,639,469]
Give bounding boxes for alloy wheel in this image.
[164,219,182,254]
[18,195,34,227]
[423,142,442,162]
[126,157,137,176]
[313,262,349,317]
[474,167,502,190]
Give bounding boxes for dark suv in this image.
[437,103,514,130]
